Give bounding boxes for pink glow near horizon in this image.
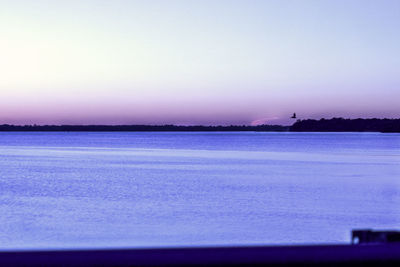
[1,1,399,125]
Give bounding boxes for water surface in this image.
[0,132,399,249]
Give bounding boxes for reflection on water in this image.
[0,132,399,249]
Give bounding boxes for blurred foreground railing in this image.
[1,230,400,266]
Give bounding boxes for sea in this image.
[0,132,399,249]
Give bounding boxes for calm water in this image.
[0,132,399,249]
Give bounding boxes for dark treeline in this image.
[1,118,399,132]
[0,124,289,132]
[290,118,400,132]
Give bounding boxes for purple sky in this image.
[1,0,399,125]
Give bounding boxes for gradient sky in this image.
[1,0,399,125]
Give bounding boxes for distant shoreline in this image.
[0,118,399,132]
[0,124,289,132]
[291,118,400,133]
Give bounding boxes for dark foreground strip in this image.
[1,244,400,266]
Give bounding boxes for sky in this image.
[0,0,399,125]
